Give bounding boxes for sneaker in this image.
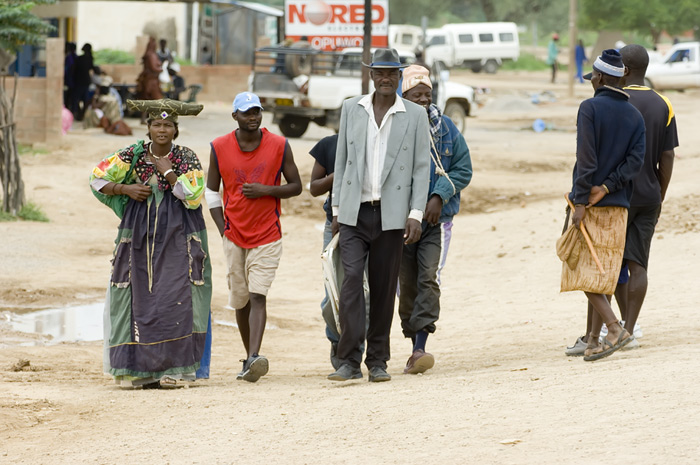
[622,337,640,351]
[620,320,643,339]
[328,363,362,381]
[403,349,435,374]
[368,366,391,383]
[237,355,269,383]
[633,322,643,339]
[565,336,587,356]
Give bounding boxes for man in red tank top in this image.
[206,92,302,382]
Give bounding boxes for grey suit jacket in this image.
[331,94,430,231]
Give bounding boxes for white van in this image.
[425,22,520,73]
[389,24,424,54]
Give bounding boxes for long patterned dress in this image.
[90,141,212,384]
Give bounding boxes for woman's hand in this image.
[122,184,152,202]
[154,156,173,175]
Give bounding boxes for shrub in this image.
[94,49,135,65]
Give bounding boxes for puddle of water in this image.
[6,303,104,344]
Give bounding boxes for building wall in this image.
[77,1,188,59]
[6,38,63,144]
[34,1,188,58]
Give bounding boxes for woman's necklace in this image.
[149,143,173,161]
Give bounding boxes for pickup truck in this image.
[249,46,476,137]
[644,42,700,90]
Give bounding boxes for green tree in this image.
[0,0,55,216]
[580,0,700,44]
[0,0,55,53]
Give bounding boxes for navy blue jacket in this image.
[570,86,645,208]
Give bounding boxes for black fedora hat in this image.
[362,48,408,69]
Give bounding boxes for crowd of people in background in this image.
[63,37,187,131]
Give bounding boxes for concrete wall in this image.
[99,64,252,103]
[6,38,63,144]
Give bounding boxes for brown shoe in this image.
[403,349,435,374]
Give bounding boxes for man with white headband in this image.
[398,65,472,375]
[560,49,645,361]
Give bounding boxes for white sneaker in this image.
[633,322,643,339]
[620,320,643,339]
[622,337,640,351]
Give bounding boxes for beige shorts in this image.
[223,237,283,309]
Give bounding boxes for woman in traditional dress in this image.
[90,99,212,388]
[136,37,164,123]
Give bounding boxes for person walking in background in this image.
[398,65,472,375]
[156,38,174,65]
[575,40,588,83]
[73,43,95,120]
[206,92,302,383]
[328,49,430,383]
[547,33,560,84]
[559,50,645,361]
[136,37,164,123]
[63,42,77,112]
[89,99,212,389]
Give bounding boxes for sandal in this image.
[584,329,632,361]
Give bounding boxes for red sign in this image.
[285,0,389,51]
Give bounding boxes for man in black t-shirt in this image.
[617,44,678,342]
[309,135,340,367]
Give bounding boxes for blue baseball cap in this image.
[232,92,263,113]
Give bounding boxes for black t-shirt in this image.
[309,134,338,222]
[74,53,94,87]
[625,86,679,206]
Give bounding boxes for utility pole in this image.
[568,0,577,98]
[362,0,372,94]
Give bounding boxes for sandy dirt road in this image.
[1,70,700,464]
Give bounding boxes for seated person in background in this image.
[167,62,186,101]
[84,77,132,136]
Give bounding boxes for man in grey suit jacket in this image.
[328,48,430,383]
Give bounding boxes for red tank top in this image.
[211,128,286,248]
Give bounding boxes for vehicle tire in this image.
[471,64,482,73]
[284,41,312,77]
[278,115,309,138]
[644,77,654,89]
[444,102,467,133]
[484,59,499,74]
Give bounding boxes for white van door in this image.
[660,46,699,89]
[426,32,452,67]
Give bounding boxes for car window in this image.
[429,35,446,46]
[458,34,473,44]
[479,33,494,43]
[499,32,514,42]
[401,34,413,45]
[668,49,691,63]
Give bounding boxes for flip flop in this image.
[583,329,632,361]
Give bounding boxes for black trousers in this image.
[337,203,404,369]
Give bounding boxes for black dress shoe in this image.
[328,363,362,381]
[368,366,391,382]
